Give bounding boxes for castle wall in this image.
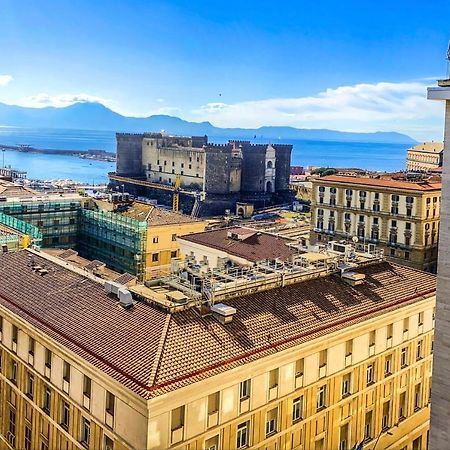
[116,133,144,176]
[273,144,293,191]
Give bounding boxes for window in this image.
[106,391,115,416]
[346,189,353,196]
[45,349,52,369]
[266,407,278,436]
[387,323,393,339]
[295,358,304,378]
[391,206,399,214]
[10,359,17,384]
[345,340,353,357]
[391,220,397,228]
[413,436,422,450]
[152,253,159,262]
[418,311,424,327]
[369,330,376,347]
[152,236,159,243]
[342,373,351,397]
[403,317,409,333]
[364,411,373,441]
[390,248,396,257]
[81,417,90,447]
[171,405,185,431]
[237,421,250,448]
[27,373,34,399]
[269,368,279,389]
[392,195,400,202]
[406,222,412,230]
[9,408,16,445]
[208,392,219,415]
[384,355,392,377]
[399,392,406,420]
[319,349,327,368]
[339,423,349,450]
[12,325,18,344]
[359,215,365,223]
[63,361,70,382]
[400,347,408,368]
[317,385,327,410]
[367,363,375,385]
[42,386,51,413]
[373,217,379,225]
[171,233,177,242]
[61,401,70,429]
[318,186,325,193]
[83,376,91,398]
[292,396,303,422]
[414,384,422,410]
[205,435,219,450]
[105,436,114,450]
[416,340,423,360]
[28,337,35,355]
[24,425,32,450]
[382,401,390,430]
[240,379,251,400]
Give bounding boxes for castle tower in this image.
[427,77,450,448]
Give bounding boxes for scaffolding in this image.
[78,209,147,280]
[0,213,42,248]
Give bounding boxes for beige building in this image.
[406,142,443,172]
[0,246,435,450]
[310,175,441,272]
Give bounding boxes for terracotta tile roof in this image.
[316,175,442,192]
[179,227,297,262]
[0,182,38,198]
[114,273,136,285]
[121,202,200,225]
[83,260,105,271]
[0,251,436,399]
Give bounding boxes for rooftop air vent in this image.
[341,271,365,287]
[118,288,134,309]
[210,303,237,324]
[104,280,123,296]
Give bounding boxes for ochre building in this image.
[310,175,441,272]
[406,142,443,172]
[0,249,435,450]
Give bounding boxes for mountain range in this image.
[0,102,416,144]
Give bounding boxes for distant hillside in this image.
[0,102,416,144]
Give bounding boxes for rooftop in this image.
[315,175,442,192]
[0,181,38,198]
[120,202,200,225]
[0,250,436,399]
[408,141,444,154]
[179,226,297,262]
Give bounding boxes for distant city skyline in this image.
[0,0,449,140]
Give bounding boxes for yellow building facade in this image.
[406,142,443,172]
[310,175,441,272]
[0,250,435,450]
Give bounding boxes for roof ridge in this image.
[146,313,172,391]
[145,205,155,222]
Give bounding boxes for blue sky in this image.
[0,0,449,139]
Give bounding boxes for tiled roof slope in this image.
[179,227,297,262]
[317,175,441,191]
[121,202,199,225]
[409,141,444,153]
[0,251,436,399]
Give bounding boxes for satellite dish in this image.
[352,236,358,243]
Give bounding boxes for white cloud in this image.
[191,81,444,140]
[156,98,165,103]
[0,75,13,87]
[17,92,110,108]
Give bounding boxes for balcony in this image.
[207,411,219,428]
[345,354,352,367]
[268,386,278,401]
[319,364,327,378]
[240,397,250,414]
[295,374,304,389]
[171,426,184,444]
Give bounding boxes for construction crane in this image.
[172,175,181,212]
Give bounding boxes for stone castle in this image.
[112,133,293,215]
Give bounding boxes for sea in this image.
[0,127,410,184]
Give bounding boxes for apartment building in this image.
[406,142,443,172]
[0,248,435,450]
[310,175,441,272]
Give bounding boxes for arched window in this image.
[267,160,273,169]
